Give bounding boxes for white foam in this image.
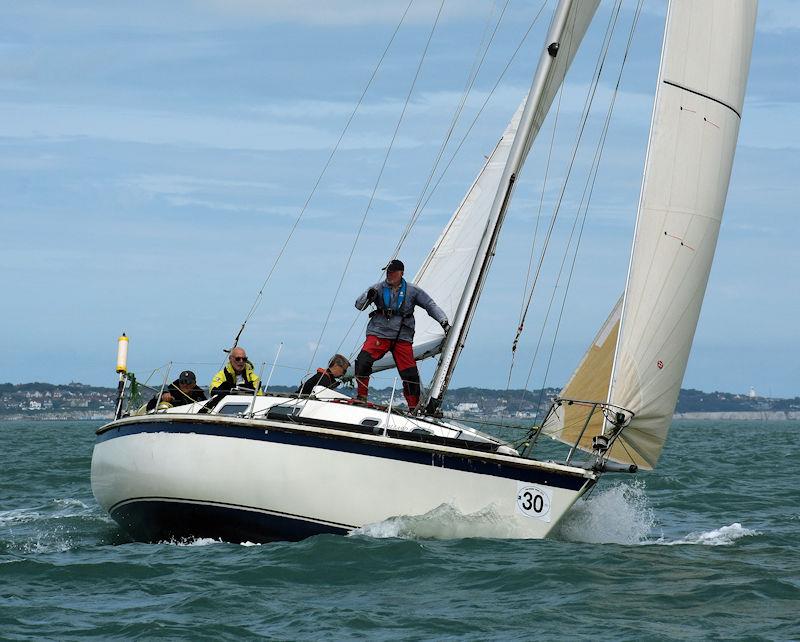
[352,502,544,540]
[0,508,42,527]
[172,537,223,547]
[653,523,758,546]
[558,480,655,545]
[52,498,88,509]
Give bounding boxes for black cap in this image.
[178,370,196,385]
[385,259,404,273]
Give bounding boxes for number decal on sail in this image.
[516,482,552,522]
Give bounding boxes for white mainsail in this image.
[598,0,757,469]
[371,0,600,376]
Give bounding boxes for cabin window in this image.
[360,418,381,427]
[266,405,300,421]
[217,403,250,416]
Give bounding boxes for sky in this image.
[0,0,797,397]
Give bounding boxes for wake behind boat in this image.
[91,0,757,543]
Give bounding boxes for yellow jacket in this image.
[210,361,262,395]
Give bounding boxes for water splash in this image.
[352,503,543,540]
[1,497,111,554]
[171,537,223,547]
[557,480,655,545]
[652,523,758,546]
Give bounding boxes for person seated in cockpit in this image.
[297,354,350,396]
[209,347,262,394]
[146,370,207,411]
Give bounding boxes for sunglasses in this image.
[232,356,247,362]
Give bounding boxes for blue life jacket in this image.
[381,278,407,313]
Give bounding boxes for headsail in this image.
[603,0,757,469]
[541,297,623,457]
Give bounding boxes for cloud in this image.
[0,101,426,152]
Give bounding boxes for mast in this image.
[423,0,599,414]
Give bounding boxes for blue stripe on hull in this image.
[97,418,589,491]
[111,498,351,544]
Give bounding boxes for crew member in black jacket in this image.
[146,370,207,410]
[298,354,350,395]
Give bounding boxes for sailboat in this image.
[91,0,757,543]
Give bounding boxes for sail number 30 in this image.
[515,483,552,522]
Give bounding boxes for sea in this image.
[1,419,798,641]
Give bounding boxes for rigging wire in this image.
[389,0,512,260]
[227,0,416,351]
[393,1,552,258]
[332,0,508,362]
[503,0,624,412]
[509,0,624,376]
[503,3,581,393]
[305,0,448,377]
[333,1,552,359]
[521,0,645,423]
[517,4,627,419]
[531,0,645,420]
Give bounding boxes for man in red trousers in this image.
[354,259,449,411]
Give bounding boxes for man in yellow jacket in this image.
[210,347,262,394]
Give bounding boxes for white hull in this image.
[91,410,596,542]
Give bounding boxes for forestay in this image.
[547,0,757,470]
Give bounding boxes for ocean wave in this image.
[0,508,43,527]
[1,497,116,555]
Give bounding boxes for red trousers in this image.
[355,335,421,409]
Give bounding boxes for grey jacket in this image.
[355,280,447,343]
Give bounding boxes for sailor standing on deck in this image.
[354,259,448,411]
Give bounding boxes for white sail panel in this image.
[607,0,757,469]
[411,102,525,353]
[370,0,601,376]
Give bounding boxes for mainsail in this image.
[372,0,600,375]
[547,0,757,470]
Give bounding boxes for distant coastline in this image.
[674,411,800,421]
[2,381,798,422]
